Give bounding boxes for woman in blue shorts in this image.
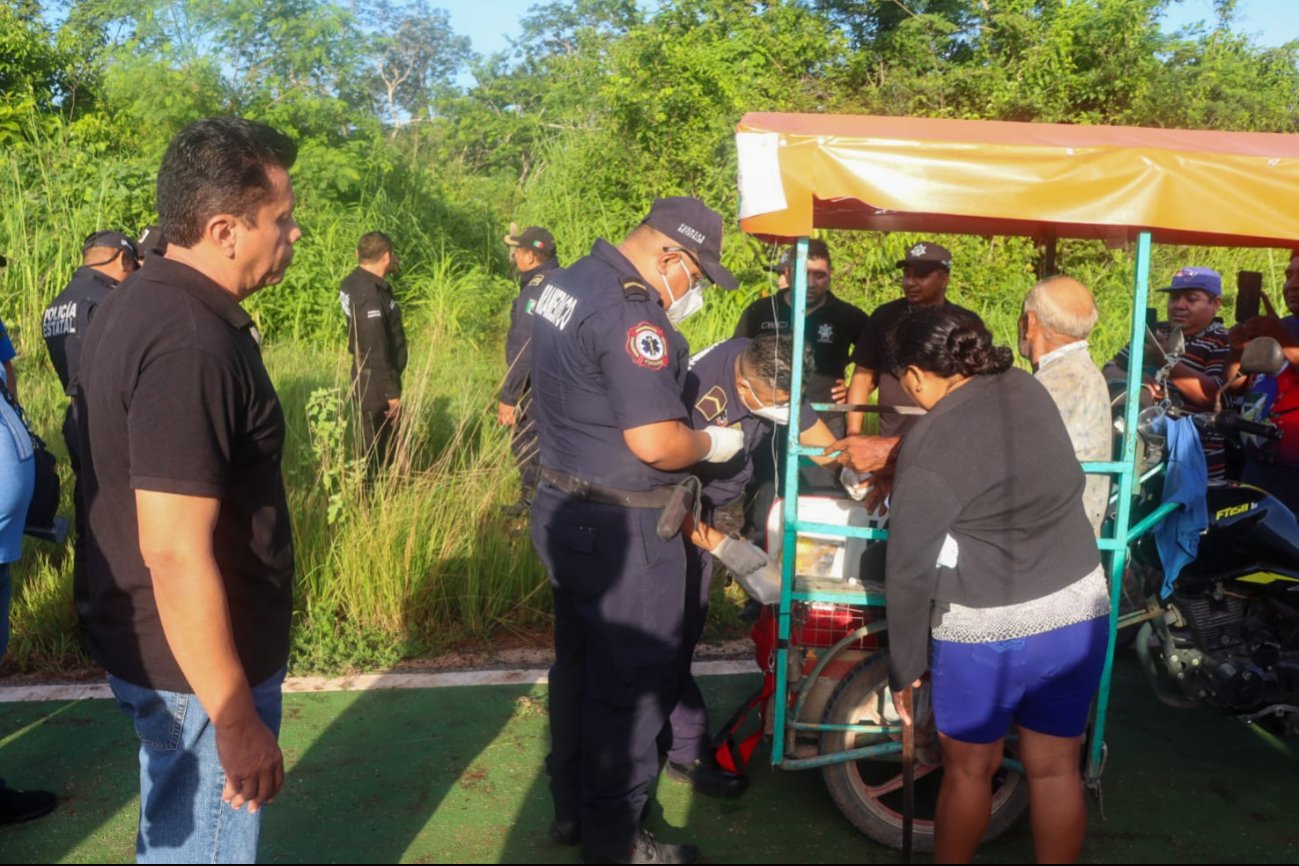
[883,305,1108,864]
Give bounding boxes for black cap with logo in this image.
[642,197,738,290]
[82,230,140,261]
[896,240,953,272]
[504,225,557,259]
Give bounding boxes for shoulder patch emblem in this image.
[626,322,669,370]
[526,273,546,288]
[695,386,728,422]
[524,299,536,315]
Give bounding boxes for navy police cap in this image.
[504,225,556,258]
[642,197,738,290]
[896,240,953,272]
[82,230,140,260]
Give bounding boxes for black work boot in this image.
[0,786,57,824]
[550,817,581,846]
[665,756,749,797]
[554,798,655,847]
[581,829,700,864]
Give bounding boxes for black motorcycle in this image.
[1120,334,1299,734]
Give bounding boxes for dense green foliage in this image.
[2,0,1297,672]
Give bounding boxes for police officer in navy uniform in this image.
[529,197,742,864]
[339,231,407,472]
[662,334,838,796]
[41,230,140,624]
[499,225,561,515]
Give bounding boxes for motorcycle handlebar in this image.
[1194,411,1282,441]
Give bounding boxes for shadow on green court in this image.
[3,659,1299,863]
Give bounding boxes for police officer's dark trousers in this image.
[663,538,713,764]
[62,402,89,630]
[359,406,396,475]
[510,393,541,505]
[531,483,685,856]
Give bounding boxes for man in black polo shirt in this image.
[847,241,981,438]
[733,239,867,540]
[340,231,407,472]
[77,117,300,863]
[42,229,140,628]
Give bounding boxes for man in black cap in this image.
[41,229,141,625]
[529,196,741,864]
[499,224,561,515]
[340,231,407,473]
[835,241,981,489]
[845,240,980,435]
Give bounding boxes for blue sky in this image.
[441,0,1299,61]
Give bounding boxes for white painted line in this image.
[0,659,759,703]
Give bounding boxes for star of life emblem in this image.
[626,322,669,370]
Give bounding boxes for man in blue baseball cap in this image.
[1105,265,1232,478]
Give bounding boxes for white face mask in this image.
[740,376,791,426]
[663,260,705,325]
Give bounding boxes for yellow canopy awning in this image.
[735,113,1299,249]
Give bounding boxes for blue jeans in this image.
[108,669,286,864]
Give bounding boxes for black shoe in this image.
[0,786,57,824]
[551,817,581,846]
[665,757,749,798]
[500,500,531,517]
[581,829,699,864]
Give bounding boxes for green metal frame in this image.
[768,231,1163,786]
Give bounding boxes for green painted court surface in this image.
[2,660,1298,864]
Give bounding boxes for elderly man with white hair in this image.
[1018,275,1113,535]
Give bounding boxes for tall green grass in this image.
[2,128,1292,675]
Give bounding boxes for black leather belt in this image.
[540,467,674,509]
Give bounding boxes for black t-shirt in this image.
[733,290,869,405]
[850,297,982,437]
[42,266,118,397]
[77,256,294,692]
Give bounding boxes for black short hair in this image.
[357,231,394,263]
[739,334,811,395]
[886,305,1012,379]
[784,238,831,272]
[157,118,298,248]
